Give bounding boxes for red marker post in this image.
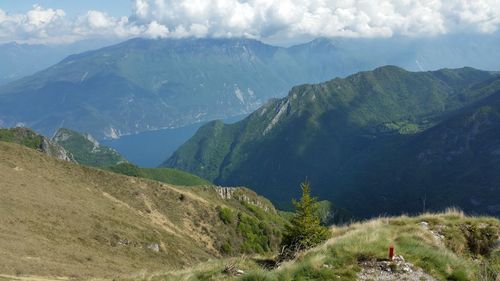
[388,244,395,260]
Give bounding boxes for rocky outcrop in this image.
[0,127,75,162]
[214,186,272,212]
[40,137,75,162]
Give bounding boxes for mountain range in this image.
[2,33,500,139]
[164,66,500,218]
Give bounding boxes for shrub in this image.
[218,207,234,224]
[448,268,469,281]
[237,212,270,254]
[221,241,232,254]
[461,223,498,256]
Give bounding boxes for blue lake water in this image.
[101,114,247,168]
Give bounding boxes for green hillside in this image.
[0,141,285,279]
[107,162,210,186]
[164,66,500,218]
[52,128,126,166]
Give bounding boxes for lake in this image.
[102,115,247,167]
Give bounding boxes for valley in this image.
[101,113,248,167]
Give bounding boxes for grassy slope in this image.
[0,141,284,279]
[106,162,211,186]
[143,210,499,281]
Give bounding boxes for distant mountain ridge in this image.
[2,33,500,139]
[0,38,305,139]
[0,40,118,85]
[164,66,500,218]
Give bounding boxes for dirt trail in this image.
[164,184,210,204]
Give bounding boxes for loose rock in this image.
[358,255,437,281]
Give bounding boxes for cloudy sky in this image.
[1,0,499,45]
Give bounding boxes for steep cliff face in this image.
[40,137,74,162]
[0,127,74,162]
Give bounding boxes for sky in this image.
[0,0,499,45]
[1,1,131,18]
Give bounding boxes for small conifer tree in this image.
[281,180,330,253]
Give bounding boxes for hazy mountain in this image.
[2,34,500,140]
[0,38,312,139]
[164,66,500,218]
[0,40,118,85]
[293,32,500,73]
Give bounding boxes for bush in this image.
[462,223,497,256]
[218,207,233,224]
[448,268,469,281]
[237,212,270,254]
[221,241,232,254]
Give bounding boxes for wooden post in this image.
[388,244,395,260]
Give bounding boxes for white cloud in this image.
[0,0,499,44]
[0,5,72,43]
[131,0,500,41]
[73,11,144,38]
[26,5,65,27]
[145,21,169,38]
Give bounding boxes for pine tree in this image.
[281,180,330,252]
